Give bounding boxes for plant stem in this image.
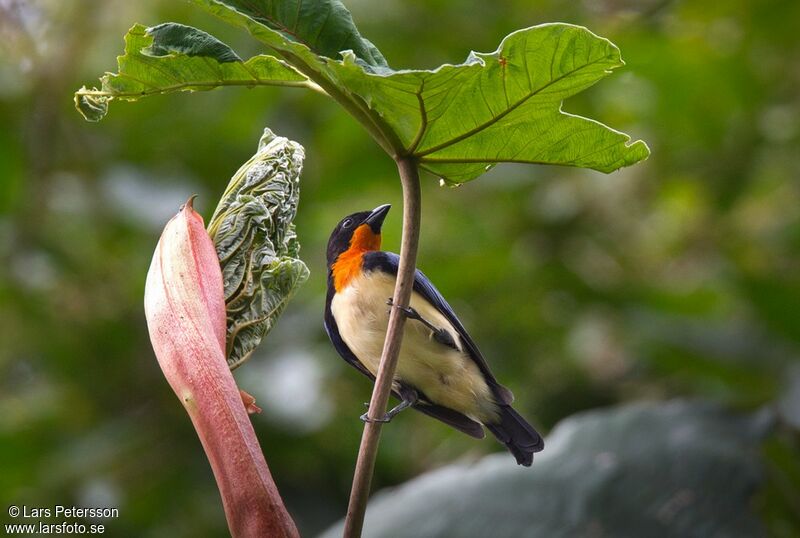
[343,157,422,538]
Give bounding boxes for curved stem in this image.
[343,157,422,538]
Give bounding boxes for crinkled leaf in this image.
[74,23,309,122]
[207,128,310,369]
[194,0,649,182]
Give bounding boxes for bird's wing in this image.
[363,251,514,405]
[324,275,376,381]
[414,400,485,439]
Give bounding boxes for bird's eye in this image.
[342,218,353,229]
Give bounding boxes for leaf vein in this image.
[416,55,611,157]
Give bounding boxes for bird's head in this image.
[326,204,391,267]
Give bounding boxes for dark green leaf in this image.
[212,0,387,67]
[335,25,650,182]
[320,400,772,538]
[194,0,649,182]
[207,128,310,369]
[146,22,242,62]
[74,23,310,122]
[76,2,649,180]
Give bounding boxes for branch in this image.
[343,157,422,538]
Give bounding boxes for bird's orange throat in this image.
[332,224,381,292]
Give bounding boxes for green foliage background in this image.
[1,0,798,536]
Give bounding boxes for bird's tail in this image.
[486,405,544,467]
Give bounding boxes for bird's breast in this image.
[330,269,496,421]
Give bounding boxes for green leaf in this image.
[209,0,387,68]
[320,400,773,538]
[146,21,242,61]
[337,25,651,182]
[77,2,649,182]
[207,128,310,369]
[193,0,649,182]
[193,0,404,154]
[74,23,310,122]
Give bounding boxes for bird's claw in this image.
[360,411,392,424]
[387,297,457,349]
[386,297,421,320]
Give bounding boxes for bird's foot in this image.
[386,298,457,349]
[360,410,393,424]
[360,390,418,424]
[386,298,424,323]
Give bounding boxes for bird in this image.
[324,203,544,466]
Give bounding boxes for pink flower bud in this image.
[144,197,298,538]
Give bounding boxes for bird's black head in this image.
[326,204,391,267]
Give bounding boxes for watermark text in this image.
[5,505,118,534]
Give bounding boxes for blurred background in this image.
[1,0,799,536]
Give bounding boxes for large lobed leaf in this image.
[193,0,649,182]
[76,0,650,182]
[74,23,310,122]
[334,25,651,181]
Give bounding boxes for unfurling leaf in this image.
[208,128,309,369]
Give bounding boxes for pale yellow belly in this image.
[331,271,497,422]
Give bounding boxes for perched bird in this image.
[324,204,544,466]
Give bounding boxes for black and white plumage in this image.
[324,204,544,466]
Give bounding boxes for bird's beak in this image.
[364,204,391,233]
